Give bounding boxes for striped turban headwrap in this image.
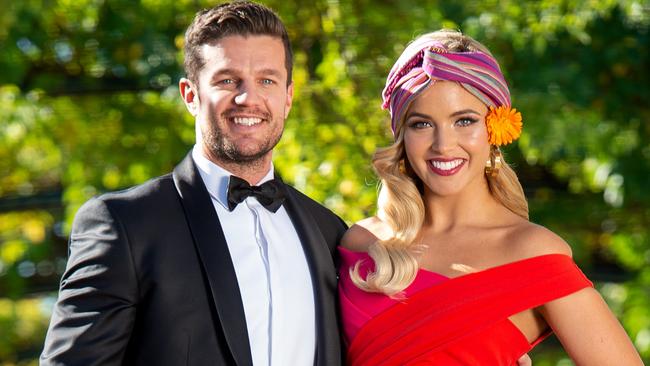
[381,35,521,145]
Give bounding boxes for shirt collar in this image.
[191,145,275,210]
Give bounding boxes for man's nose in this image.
[234,81,263,106]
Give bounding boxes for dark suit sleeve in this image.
[41,197,138,365]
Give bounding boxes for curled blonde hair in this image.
[351,30,529,296]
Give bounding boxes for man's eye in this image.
[261,79,274,85]
[215,78,237,86]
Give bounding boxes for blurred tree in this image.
[0,0,648,363]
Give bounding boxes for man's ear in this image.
[284,82,294,119]
[179,78,199,116]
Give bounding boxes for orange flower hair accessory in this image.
[485,106,523,146]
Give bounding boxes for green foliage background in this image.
[0,0,648,364]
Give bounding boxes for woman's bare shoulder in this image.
[340,216,394,252]
[505,221,573,260]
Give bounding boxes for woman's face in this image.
[403,81,491,198]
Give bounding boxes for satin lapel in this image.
[280,183,339,366]
[172,153,253,366]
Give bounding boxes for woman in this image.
[338,30,642,365]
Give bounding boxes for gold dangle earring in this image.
[485,145,502,178]
[398,159,407,174]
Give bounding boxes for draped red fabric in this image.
[341,252,593,365]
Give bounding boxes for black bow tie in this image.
[227,176,285,212]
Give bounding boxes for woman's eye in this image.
[409,120,431,129]
[456,117,478,127]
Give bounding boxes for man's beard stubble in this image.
[202,110,283,168]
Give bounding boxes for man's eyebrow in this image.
[208,68,285,81]
[208,69,238,82]
[258,68,284,78]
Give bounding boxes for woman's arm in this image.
[540,287,643,365]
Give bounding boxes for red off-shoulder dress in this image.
[338,247,592,365]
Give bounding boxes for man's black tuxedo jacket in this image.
[41,153,348,365]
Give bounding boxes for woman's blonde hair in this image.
[351,30,529,296]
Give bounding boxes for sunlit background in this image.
[1,0,649,364]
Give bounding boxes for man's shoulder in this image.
[285,184,347,228]
[70,172,182,235]
[79,173,178,219]
[284,184,341,220]
[98,173,175,203]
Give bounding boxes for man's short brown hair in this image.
[183,1,293,86]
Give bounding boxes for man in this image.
[40,2,347,365]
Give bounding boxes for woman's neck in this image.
[421,179,499,233]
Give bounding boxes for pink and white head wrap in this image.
[382,34,512,136]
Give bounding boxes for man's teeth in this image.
[233,117,262,126]
[431,159,463,170]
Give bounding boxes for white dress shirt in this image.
[192,146,316,366]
